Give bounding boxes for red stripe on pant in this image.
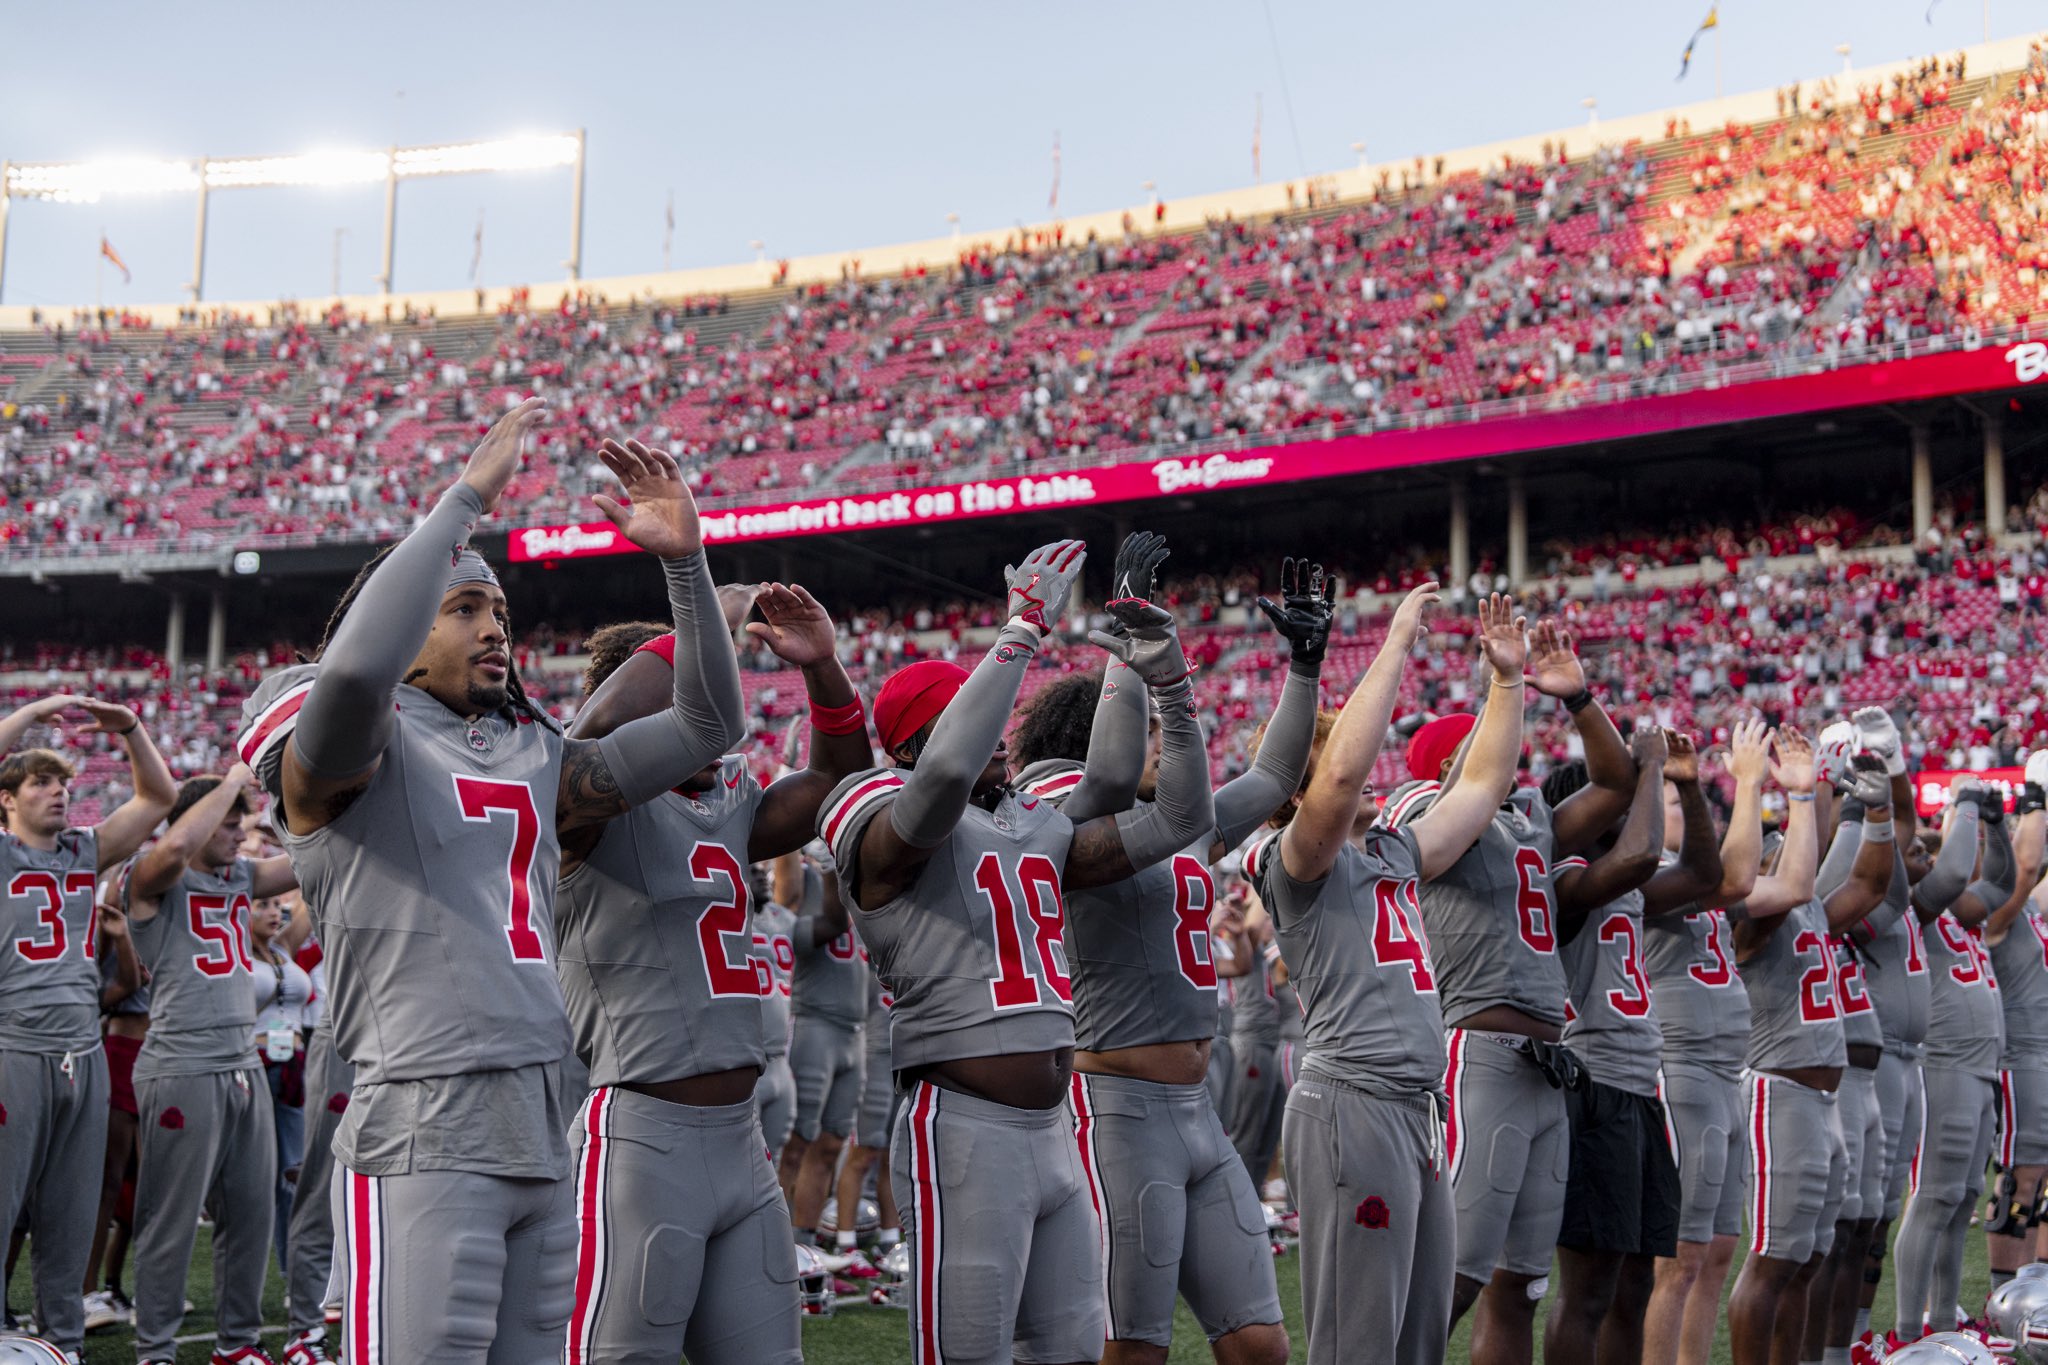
[1749,1075,1773,1258]
[1069,1073,1112,1337]
[1443,1030,1466,1180]
[2002,1070,2017,1171]
[350,1172,378,1365]
[910,1083,942,1365]
[568,1087,613,1365]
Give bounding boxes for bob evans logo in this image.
[2009,342,2048,384]
[1152,453,1277,494]
[515,524,628,560]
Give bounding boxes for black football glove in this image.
[1256,557,1336,677]
[2017,782,2047,818]
[1103,531,1171,639]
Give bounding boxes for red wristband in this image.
[810,697,866,736]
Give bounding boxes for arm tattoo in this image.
[1064,815,1138,890]
[558,738,628,829]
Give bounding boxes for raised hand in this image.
[1524,619,1589,699]
[1814,720,1858,792]
[1726,716,1770,787]
[1664,731,1701,783]
[1255,557,1338,672]
[96,900,130,945]
[746,583,837,667]
[592,437,702,558]
[1386,580,1441,649]
[1852,705,1905,776]
[1770,727,1819,797]
[1475,593,1528,679]
[1840,753,1888,808]
[1630,723,1670,769]
[1109,531,1170,606]
[716,582,763,635]
[458,396,548,513]
[1003,540,1087,635]
[1089,598,1195,690]
[61,698,140,738]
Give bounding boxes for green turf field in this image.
[6,1216,1996,1363]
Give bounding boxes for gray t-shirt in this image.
[1924,911,2004,1080]
[1738,897,1848,1072]
[1991,907,2048,1067]
[821,768,1076,1070]
[0,826,102,1053]
[1389,782,1568,1027]
[1245,825,1445,1096]
[556,755,769,1088]
[1643,901,1750,1078]
[131,858,261,1080]
[1560,885,1662,1097]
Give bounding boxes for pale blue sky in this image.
[0,1,2028,307]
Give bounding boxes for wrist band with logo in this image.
[809,697,867,737]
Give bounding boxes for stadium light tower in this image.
[1835,43,1853,77]
[0,131,585,304]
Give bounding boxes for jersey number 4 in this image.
[974,852,1071,1010]
[1372,878,1436,993]
[9,871,99,963]
[453,777,548,964]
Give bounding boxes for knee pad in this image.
[1864,1239,1888,1286]
[1987,1167,2028,1237]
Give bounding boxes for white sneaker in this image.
[83,1287,126,1331]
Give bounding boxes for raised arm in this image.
[1912,787,1981,920]
[1643,735,1725,915]
[1952,789,2016,929]
[96,896,142,1008]
[1057,532,1172,823]
[1277,582,1437,884]
[1212,556,1334,849]
[69,699,175,868]
[1818,757,1895,931]
[1707,718,1769,908]
[849,542,1087,908]
[1986,804,2045,943]
[1408,593,1527,880]
[1745,731,1823,921]
[561,438,746,832]
[1556,725,1672,920]
[249,854,299,901]
[283,400,546,835]
[741,585,875,860]
[1530,621,1638,855]
[129,766,257,916]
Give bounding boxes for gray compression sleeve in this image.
[1213,669,1318,849]
[596,550,745,805]
[1058,661,1149,824]
[1914,801,1978,913]
[1966,814,2016,912]
[889,622,1043,849]
[1847,846,1912,948]
[1109,678,1216,869]
[294,484,486,777]
[1815,799,1865,898]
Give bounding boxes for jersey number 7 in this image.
[453,776,548,964]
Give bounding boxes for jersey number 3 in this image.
[974,852,1070,1010]
[10,871,100,963]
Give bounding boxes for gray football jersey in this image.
[556,755,769,1089]
[1231,949,1281,1045]
[1276,979,1303,1045]
[790,863,869,1028]
[1861,906,1930,1059]
[1833,937,1883,1049]
[1244,825,1445,1095]
[1924,912,2003,1080]
[267,683,574,1085]
[752,899,795,1059]
[130,858,261,1080]
[1738,898,1847,1072]
[0,826,102,1053]
[865,968,893,1063]
[1216,955,1238,1038]
[820,767,1076,1070]
[99,917,151,1018]
[1991,908,2048,1066]
[1018,762,1223,1052]
[1642,902,1750,1076]
[1560,886,1663,1097]
[1386,781,1567,1027]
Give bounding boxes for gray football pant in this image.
[892,1079,1104,1365]
[1658,1059,1747,1243]
[1284,1072,1453,1365]
[756,1052,795,1156]
[287,1024,355,1336]
[1228,1039,1285,1185]
[562,1087,800,1365]
[334,1162,575,1365]
[1894,1066,1996,1333]
[1445,1028,1570,1280]
[1069,1071,1281,1347]
[1743,1071,1846,1265]
[1876,1048,1925,1221]
[1206,1036,1234,1115]
[0,1046,108,1354]
[133,1067,276,1361]
[789,1015,862,1141]
[1838,1063,1885,1224]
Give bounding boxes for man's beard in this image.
[466,681,510,714]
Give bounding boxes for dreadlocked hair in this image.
[582,621,670,698]
[304,541,558,733]
[1009,669,1107,770]
[1541,759,1590,810]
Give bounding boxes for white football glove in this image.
[1815,721,1859,792]
[1852,706,1905,777]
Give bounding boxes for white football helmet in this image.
[0,1337,72,1365]
[793,1243,836,1317]
[1989,1264,2048,1340]
[1884,1331,2004,1364]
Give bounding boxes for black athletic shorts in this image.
[1557,1076,1681,1257]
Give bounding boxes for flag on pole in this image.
[470,212,484,283]
[100,235,130,283]
[1253,94,1263,181]
[1049,132,1061,213]
[1677,7,1718,80]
